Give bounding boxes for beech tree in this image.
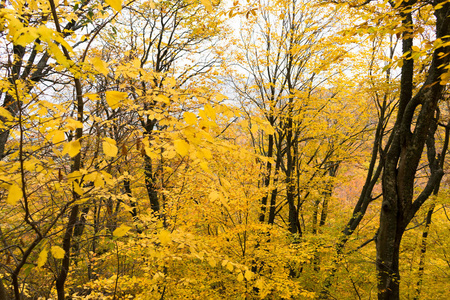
[319,0,450,299]
[1,0,449,299]
[229,0,369,236]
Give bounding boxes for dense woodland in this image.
[0,0,450,299]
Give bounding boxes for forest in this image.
[0,0,449,299]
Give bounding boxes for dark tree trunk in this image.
[259,133,274,222]
[268,137,283,224]
[376,2,450,299]
[414,203,434,300]
[145,154,160,213]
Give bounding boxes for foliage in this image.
[0,0,449,299]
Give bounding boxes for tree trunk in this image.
[259,133,274,222]
[376,195,404,300]
[268,139,283,224]
[414,204,434,300]
[145,154,160,213]
[375,2,450,299]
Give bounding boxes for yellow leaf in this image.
[85,93,99,101]
[204,104,216,120]
[237,273,244,282]
[113,224,131,237]
[158,230,171,245]
[162,77,176,87]
[105,0,122,11]
[226,262,234,271]
[198,148,212,159]
[200,0,213,12]
[65,118,83,131]
[103,138,118,157]
[155,94,170,104]
[145,147,159,159]
[132,58,141,68]
[200,161,210,172]
[255,279,264,290]
[209,190,220,201]
[91,57,109,76]
[105,91,127,109]
[7,184,22,205]
[37,249,48,268]
[50,246,65,259]
[174,139,189,156]
[52,130,65,144]
[73,181,83,196]
[94,174,104,188]
[244,270,253,281]
[184,112,197,125]
[63,140,81,157]
[14,27,39,46]
[207,257,217,267]
[0,107,13,120]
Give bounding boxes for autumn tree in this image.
[229,0,369,238]
[318,0,450,299]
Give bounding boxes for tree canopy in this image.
[0,0,449,299]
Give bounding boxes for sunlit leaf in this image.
[14,27,39,46]
[65,118,83,131]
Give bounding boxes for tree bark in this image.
[414,204,434,300]
[259,133,274,222]
[376,3,450,299]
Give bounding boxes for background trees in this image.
[0,0,449,299]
